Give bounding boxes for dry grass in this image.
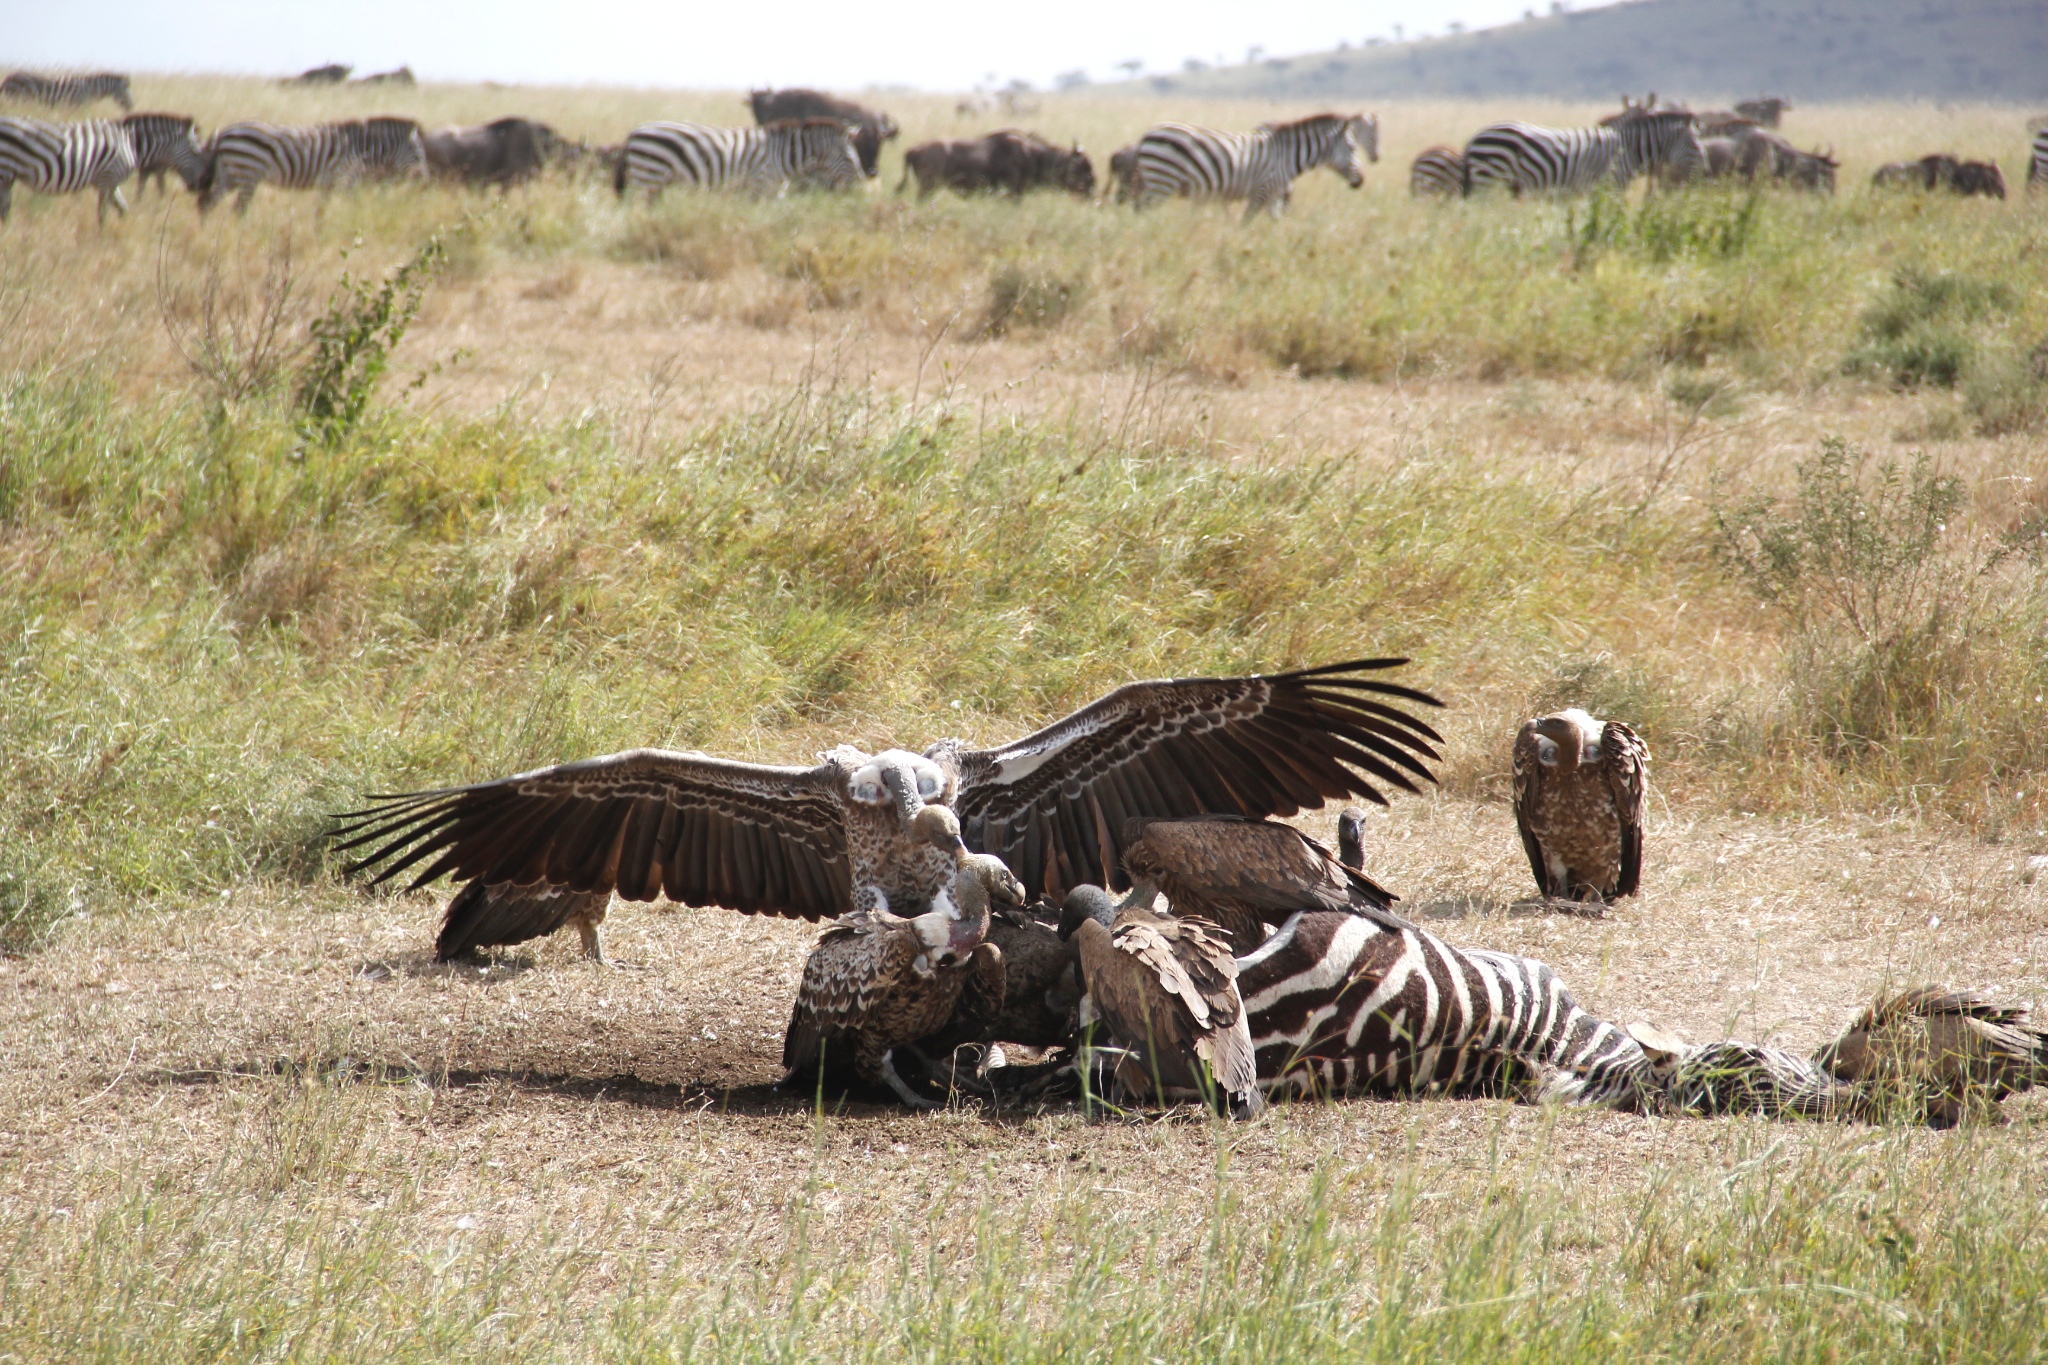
[3,76,2048,1359]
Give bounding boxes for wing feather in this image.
[333,748,853,921]
[956,660,1443,896]
[1601,721,1650,898]
[1511,722,1550,896]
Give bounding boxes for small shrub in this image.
[296,233,448,445]
[982,265,1087,336]
[1570,187,1763,265]
[1843,266,2015,389]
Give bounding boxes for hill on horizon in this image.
[1128,0,2048,104]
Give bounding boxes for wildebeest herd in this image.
[6,68,2043,226]
[332,658,2048,1128]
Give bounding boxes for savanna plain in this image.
[4,76,2048,1361]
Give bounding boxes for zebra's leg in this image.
[102,184,130,224]
[234,183,257,215]
[0,179,11,223]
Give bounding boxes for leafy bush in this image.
[1843,266,2015,389]
[1709,437,2048,784]
[296,233,447,445]
[1570,187,1764,265]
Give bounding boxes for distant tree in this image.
[1116,59,1142,77]
[1247,45,1264,63]
[1448,20,1466,35]
[1054,69,1089,90]
[1393,22,1405,40]
[1183,57,1209,73]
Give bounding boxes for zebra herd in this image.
[3,65,2045,226]
[1415,95,2046,200]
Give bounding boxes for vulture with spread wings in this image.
[333,658,1443,943]
[1511,708,1648,903]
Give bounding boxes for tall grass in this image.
[4,1079,2046,1361]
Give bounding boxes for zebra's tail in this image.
[611,149,628,198]
[193,140,217,196]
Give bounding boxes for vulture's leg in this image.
[877,1048,943,1111]
[573,904,644,970]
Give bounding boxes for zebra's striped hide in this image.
[1236,909,1654,1108]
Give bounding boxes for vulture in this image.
[781,806,1023,1108]
[1120,814,1407,955]
[331,659,1443,949]
[1812,987,2048,1127]
[1058,885,1262,1118]
[1511,708,1649,903]
[435,881,615,964]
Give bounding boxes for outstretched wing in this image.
[1510,721,1550,896]
[952,659,1443,899]
[333,748,853,921]
[1599,721,1650,897]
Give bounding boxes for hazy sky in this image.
[15,0,1620,91]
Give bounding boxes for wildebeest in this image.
[1733,96,1790,127]
[287,64,351,86]
[423,117,566,188]
[746,87,897,177]
[1698,135,1740,178]
[1874,154,2003,197]
[897,130,1091,199]
[1950,159,2006,198]
[1722,125,1836,192]
[353,67,416,87]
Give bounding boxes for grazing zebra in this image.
[2028,130,2046,193]
[0,116,136,224]
[1409,144,1465,198]
[1611,108,1706,185]
[1236,910,1654,1108]
[122,112,208,193]
[199,118,425,213]
[1,71,133,113]
[614,119,862,199]
[1130,113,1379,221]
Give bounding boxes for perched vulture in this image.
[1119,814,1406,954]
[1335,806,1367,872]
[1812,987,2048,1127]
[332,659,1443,948]
[435,881,614,963]
[1058,885,1262,1118]
[1511,709,1649,902]
[781,806,1022,1108]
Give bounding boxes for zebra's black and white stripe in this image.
[122,112,207,193]
[1,71,132,113]
[0,116,136,224]
[1131,113,1378,220]
[1236,910,1653,1108]
[199,118,425,213]
[1409,144,1465,198]
[1464,122,1631,197]
[1608,108,1706,186]
[2030,129,2047,193]
[614,119,862,199]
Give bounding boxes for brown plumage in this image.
[1119,815,1406,955]
[1058,885,1262,1118]
[334,660,1443,947]
[1812,987,2048,1127]
[435,881,614,963]
[781,806,1022,1108]
[1511,709,1649,902]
